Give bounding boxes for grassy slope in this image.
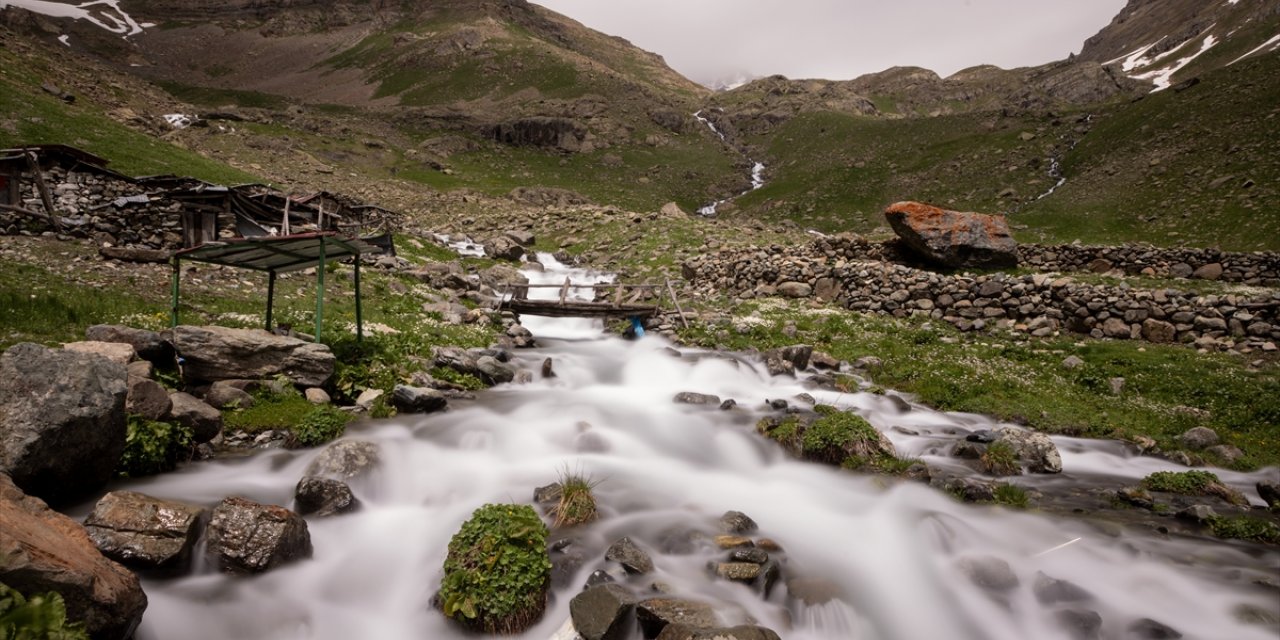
[0,47,258,184]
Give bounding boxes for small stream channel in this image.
[94,254,1278,640]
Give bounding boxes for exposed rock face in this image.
[0,343,128,503]
[884,201,1018,269]
[83,490,207,573]
[171,325,335,386]
[85,324,174,365]
[489,117,587,152]
[205,496,313,574]
[167,392,223,443]
[0,474,147,640]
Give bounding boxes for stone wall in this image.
[683,239,1280,353]
[0,167,185,249]
[1018,244,1280,285]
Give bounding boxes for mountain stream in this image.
[695,111,766,216]
[102,254,1278,640]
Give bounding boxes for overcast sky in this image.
[533,0,1127,86]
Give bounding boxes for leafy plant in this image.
[117,416,194,478]
[552,468,600,528]
[291,405,352,448]
[1208,516,1280,544]
[439,504,551,634]
[980,441,1021,477]
[1141,471,1247,505]
[429,367,487,391]
[0,582,89,640]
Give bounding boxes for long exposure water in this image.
[108,255,1277,640]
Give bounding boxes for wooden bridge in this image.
[499,279,687,326]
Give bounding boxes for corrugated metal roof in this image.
[172,232,380,273]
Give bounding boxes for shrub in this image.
[117,416,193,478]
[1141,471,1247,505]
[0,582,89,640]
[291,405,352,448]
[980,441,1021,477]
[439,504,551,634]
[552,469,600,528]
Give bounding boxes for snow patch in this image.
[0,0,146,37]
[1133,34,1219,92]
[1228,33,1280,65]
[163,114,194,129]
[57,34,69,46]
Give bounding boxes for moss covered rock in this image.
[439,504,551,634]
[757,405,897,469]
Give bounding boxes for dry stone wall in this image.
[1,167,185,249]
[683,238,1280,353]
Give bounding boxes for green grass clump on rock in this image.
[291,406,353,448]
[1208,516,1280,544]
[1141,471,1247,505]
[803,405,884,465]
[117,416,194,478]
[980,441,1021,477]
[439,504,551,634]
[993,484,1030,509]
[552,469,600,528]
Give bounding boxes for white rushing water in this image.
[695,111,766,216]
[99,255,1278,640]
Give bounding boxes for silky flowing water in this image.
[109,254,1277,640]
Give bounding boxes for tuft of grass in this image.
[551,467,600,528]
[980,441,1021,477]
[801,405,882,465]
[993,483,1030,509]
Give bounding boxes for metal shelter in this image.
[170,232,381,342]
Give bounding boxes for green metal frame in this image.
[169,233,376,343]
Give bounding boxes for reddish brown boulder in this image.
[884,201,1019,269]
[0,474,147,640]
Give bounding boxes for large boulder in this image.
[171,325,335,386]
[636,598,719,639]
[884,201,1018,269]
[0,343,128,503]
[83,490,207,574]
[205,496,312,574]
[305,440,380,480]
[85,325,174,366]
[126,377,172,422]
[294,477,359,517]
[62,341,136,365]
[390,384,448,414]
[570,584,636,640]
[0,474,147,640]
[995,427,1063,474]
[485,235,526,262]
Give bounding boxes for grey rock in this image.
[167,392,223,443]
[354,388,383,409]
[1062,355,1085,369]
[1191,263,1223,281]
[1141,319,1177,343]
[1258,480,1280,508]
[674,392,721,405]
[1056,609,1103,640]
[62,340,136,365]
[475,355,516,385]
[294,477,359,517]
[1033,571,1093,604]
[958,555,1019,592]
[205,496,312,574]
[390,384,447,413]
[204,380,256,410]
[1178,427,1219,450]
[305,440,380,480]
[484,235,526,261]
[605,536,654,574]
[1127,618,1182,639]
[712,562,761,582]
[656,625,781,640]
[636,598,719,638]
[534,482,563,504]
[305,387,331,405]
[127,377,172,421]
[0,343,127,503]
[719,510,759,534]
[584,569,615,589]
[84,490,206,573]
[777,281,812,298]
[86,324,173,365]
[730,547,769,564]
[996,427,1063,473]
[1175,504,1217,524]
[1205,444,1244,463]
[172,325,335,386]
[570,584,636,640]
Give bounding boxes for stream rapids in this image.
[95,254,1278,640]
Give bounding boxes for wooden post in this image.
[24,152,61,231]
[170,258,181,327]
[558,276,571,305]
[265,270,277,331]
[354,252,364,343]
[666,279,689,329]
[613,283,625,308]
[282,196,292,236]
[315,238,326,342]
[318,202,325,231]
